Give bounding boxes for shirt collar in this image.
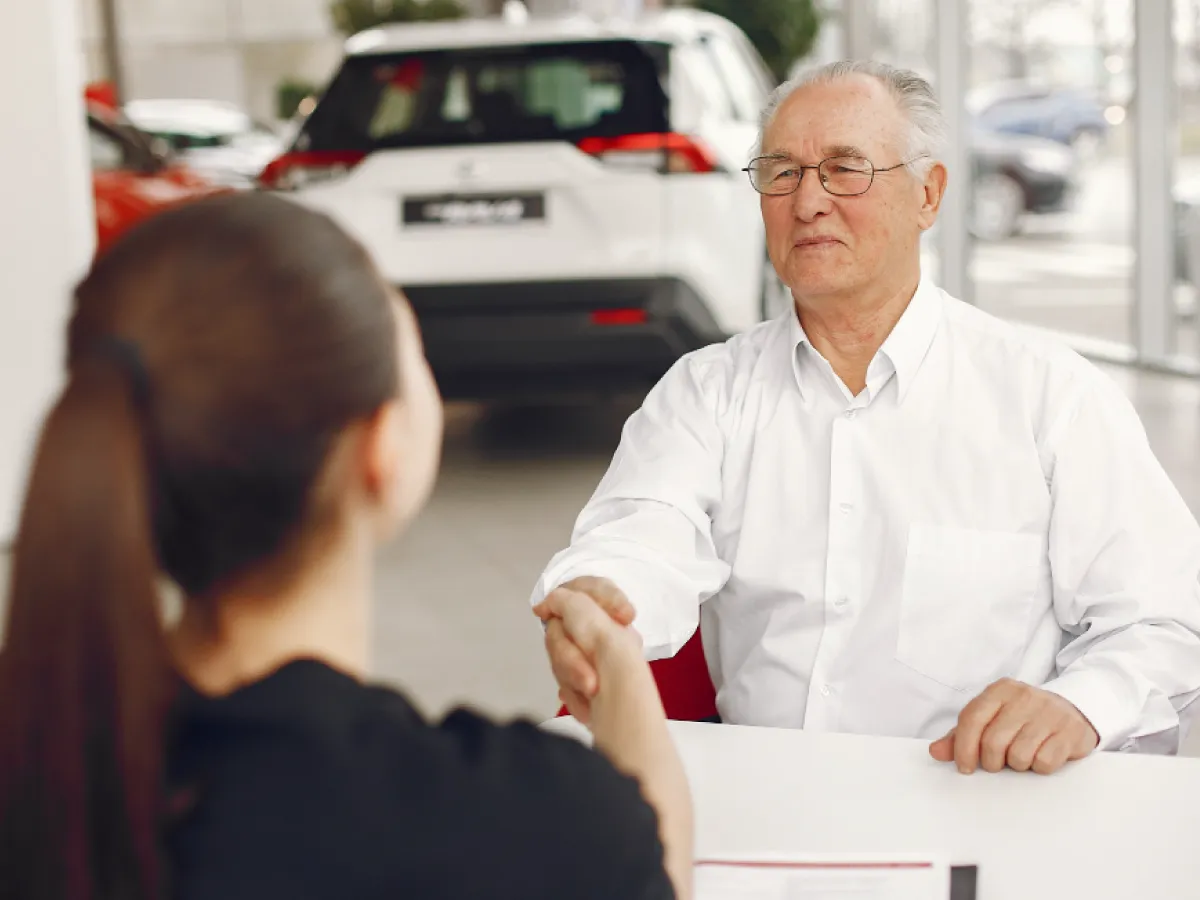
[878,278,942,405]
[786,277,943,406]
[787,303,811,400]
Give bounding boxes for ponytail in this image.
[0,353,172,900]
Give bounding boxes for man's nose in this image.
[791,167,833,221]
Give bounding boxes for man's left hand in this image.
[929,678,1100,775]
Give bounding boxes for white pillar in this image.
[842,0,876,60]
[524,0,575,13]
[1134,0,1175,364]
[0,0,94,540]
[933,0,971,303]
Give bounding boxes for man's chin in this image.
[787,272,854,299]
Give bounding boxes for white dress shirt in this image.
[532,279,1200,752]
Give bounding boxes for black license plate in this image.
[402,193,545,226]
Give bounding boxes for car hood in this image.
[1175,176,1200,206]
[179,141,283,180]
[970,126,1069,155]
[969,128,1078,175]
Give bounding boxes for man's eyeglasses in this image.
[742,155,928,197]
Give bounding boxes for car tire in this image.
[760,253,792,322]
[969,173,1024,242]
[1070,127,1104,161]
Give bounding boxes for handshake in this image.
[533,576,645,726]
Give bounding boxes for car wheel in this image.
[1070,127,1103,161]
[969,173,1024,242]
[761,253,792,321]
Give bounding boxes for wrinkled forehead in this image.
[762,75,909,162]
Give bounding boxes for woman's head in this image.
[0,192,441,899]
[76,192,441,594]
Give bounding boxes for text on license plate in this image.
[402,193,545,226]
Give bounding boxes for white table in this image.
[544,718,1200,900]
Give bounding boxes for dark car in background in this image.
[1174,178,1200,283]
[969,127,1078,241]
[968,82,1109,155]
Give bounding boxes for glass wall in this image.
[964,0,1135,351]
[807,1,1199,373]
[1175,1,1200,360]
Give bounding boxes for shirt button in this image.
[845,409,858,420]
[820,684,832,697]
[834,596,849,608]
[839,502,853,515]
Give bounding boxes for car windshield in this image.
[297,39,669,153]
[151,127,276,150]
[88,110,161,170]
[127,103,279,149]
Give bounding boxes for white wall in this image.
[77,0,343,121]
[71,0,662,122]
[0,0,94,541]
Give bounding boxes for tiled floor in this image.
[369,400,633,723]
[3,360,1200,755]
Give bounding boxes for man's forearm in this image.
[1043,620,1200,752]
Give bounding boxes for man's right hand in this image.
[533,576,637,724]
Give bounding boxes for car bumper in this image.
[1177,200,1196,281]
[403,277,726,399]
[1023,169,1076,214]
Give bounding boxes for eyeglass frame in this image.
[741,154,930,197]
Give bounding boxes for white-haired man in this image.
[532,61,1200,775]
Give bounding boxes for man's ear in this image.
[917,162,948,231]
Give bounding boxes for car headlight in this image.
[1020,146,1073,174]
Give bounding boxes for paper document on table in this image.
[695,856,950,900]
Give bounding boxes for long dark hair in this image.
[0,193,401,900]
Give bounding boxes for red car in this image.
[88,100,227,255]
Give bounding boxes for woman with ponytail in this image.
[0,193,691,900]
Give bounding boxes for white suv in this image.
[262,9,783,397]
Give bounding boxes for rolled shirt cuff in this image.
[531,561,698,660]
[1041,666,1146,752]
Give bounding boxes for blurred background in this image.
[73,0,1200,367]
[8,1,1200,748]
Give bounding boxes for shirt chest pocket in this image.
[897,525,1045,692]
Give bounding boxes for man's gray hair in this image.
[758,60,946,179]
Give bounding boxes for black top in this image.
[166,659,674,900]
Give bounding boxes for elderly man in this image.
[531,61,1200,775]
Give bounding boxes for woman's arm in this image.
[536,588,694,900]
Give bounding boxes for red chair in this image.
[556,629,717,722]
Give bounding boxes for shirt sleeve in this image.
[1039,373,1200,752]
[530,352,733,659]
[429,711,677,900]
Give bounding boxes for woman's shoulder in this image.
[169,661,673,900]
[363,692,668,854]
[392,707,674,900]
[173,658,631,797]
